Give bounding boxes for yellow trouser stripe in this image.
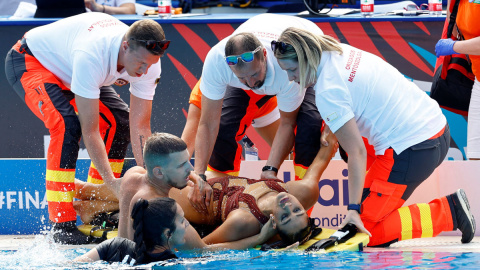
[206,166,239,176]
[226,171,239,176]
[89,161,124,173]
[294,165,307,180]
[418,203,433,238]
[87,178,104,184]
[46,190,75,202]
[398,207,413,240]
[46,170,75,183]
[110,161,124,174]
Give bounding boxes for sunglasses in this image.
[224,46,262,66]
[271,40,292,54]
[129,38,171,53]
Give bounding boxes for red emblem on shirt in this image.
[114,79,129,86]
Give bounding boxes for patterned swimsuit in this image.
[208,176,287,225]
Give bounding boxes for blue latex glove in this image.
[435,38,457,57]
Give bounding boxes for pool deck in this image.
[1,235,480,253]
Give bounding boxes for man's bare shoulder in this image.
[120,166,147,194]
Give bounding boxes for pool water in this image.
[1,236,479,270]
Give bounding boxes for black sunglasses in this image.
[129,38,171,53]
[271,40,292,54]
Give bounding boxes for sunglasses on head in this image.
[271,40,292,54]
[224,46,262,66]
[129,38,171,53]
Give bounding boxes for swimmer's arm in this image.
[204,216,276,251]
[202,211,260,244]
[73,248,100,262]
[180,215,275,251]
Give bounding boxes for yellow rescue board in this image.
[77,224,118,239]
[256,227,369,253]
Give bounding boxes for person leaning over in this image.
[5,13,170,244]
[273,27,475,246]
[181,78,280,176]
[192,14,326,214]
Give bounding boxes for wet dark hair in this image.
[143,132,187,169]
[279,217,316,245]
[261,218,320,250]
[131,197,177,264]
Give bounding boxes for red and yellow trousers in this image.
[361,125,453,246]
[5,39,129,223]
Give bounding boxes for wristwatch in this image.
[347,204,362,214]
[198,174,207,182]
[262,166,278,174]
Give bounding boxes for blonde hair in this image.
[274,27,343,89]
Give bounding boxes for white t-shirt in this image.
[25,12,161,100]
[315,44,446,155]
[96,0,135,7]
[200,14,323,112]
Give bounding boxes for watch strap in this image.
[198,174,207,182]
[262,166,278,173]
[347,204,362,214]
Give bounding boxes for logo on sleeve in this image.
[114,79,129,86]
[155,77,161,84]
[326,112,338,122]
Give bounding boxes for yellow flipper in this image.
[255,227,369,253]
[77,224,118,240]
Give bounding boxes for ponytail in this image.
[130,197,178,265]
[132,198,149,264]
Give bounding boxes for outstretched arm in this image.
[204,217,276,251]
[287,130,338,209]
[179,213,276,251]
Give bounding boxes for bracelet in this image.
[102,4,105,13]
[262,166,278,174]
[347,204,362,214]
[198,174,207,182]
